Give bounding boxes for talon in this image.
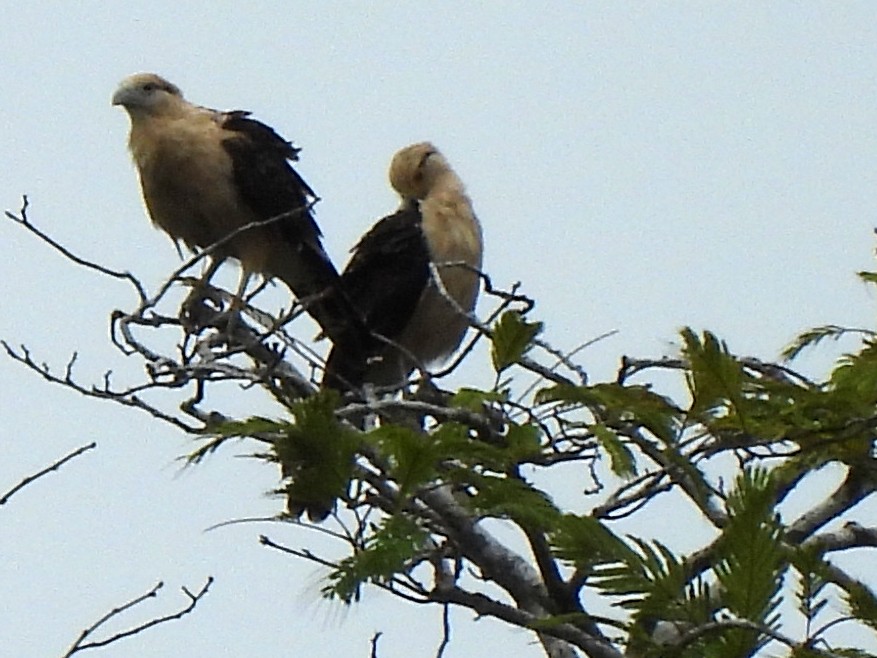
[181,285,223,332]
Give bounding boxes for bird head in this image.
[388,142,451,200]
[112,73,183,117]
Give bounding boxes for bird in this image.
[112,72,352,342]
[324,142,484,391]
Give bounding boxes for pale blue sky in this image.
[2,4,876,657]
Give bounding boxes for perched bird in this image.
[324,142,484,391]
[112,72,351,341]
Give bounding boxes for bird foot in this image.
[180,284,225,332]
[212,308,245,341]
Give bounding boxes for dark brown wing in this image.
[219,111,364,342]
[220,111,320,245]
[323,202,429,390]
[343,202,429,338]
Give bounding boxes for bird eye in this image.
[143,83,156,92]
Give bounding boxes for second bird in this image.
[324,142,484,391]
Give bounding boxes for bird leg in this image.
[215,268,256,342]
[360,383,380,430]
[181,257,225,330]
[230,269,253,315]
[192,267,252,343]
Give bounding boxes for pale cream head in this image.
[388,142,454,200]
[112,73,183,116]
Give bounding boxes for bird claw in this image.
[180,285,225,332]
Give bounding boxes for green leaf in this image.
[465,473,560,530]
[450,387,508,411]
[681,328,745,420]
[830,339,877,400]
[551,514,636,572]
[712,467,785,657]
[212,416,290,437]
[491,310,543,372]
[595,540,687,608]
[367,424,441,500]
[845,580,877,635]
[789,545,831,630]
[592,423,637,477]
[782,324,862,362]
[789,648,837,658]
[555,518,713,651]
[504,422,543,461]
[537,382,681,445]
[275,390,359,520]
[187,416,290,464]
[431,421,499,464]
[185,416,289,464]
[419,420,543,473]
[324,515,428,604]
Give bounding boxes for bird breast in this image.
[395,187,483,365]
[419,189,483,270]
[128,114,252,253]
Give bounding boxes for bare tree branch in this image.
[430,586,618,658]
[370,631,383,658]
[803,522,877,553]
[5,196,148,302]
[419,486,617,658]
[787,460,877,542]
[436,602,452,658]
[0,442,96,506]
[1,342,203,434]
[671,616,849,658]
[61,577,213,657]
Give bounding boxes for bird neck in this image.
[429,169,465,197]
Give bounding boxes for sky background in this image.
[2,3,876,657]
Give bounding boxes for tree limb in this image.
[61,577,213,656]
[786,460,877,542]
[0,442,96,506]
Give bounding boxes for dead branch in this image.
[61,577,213,657]
[5,195,148,302]
[0,442,96,506]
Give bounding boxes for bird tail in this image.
[322,341,369,392]
[268,249,370,389]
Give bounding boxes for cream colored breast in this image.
[420,190,483,266]
[392,187,483,367]
[128,114,249,250]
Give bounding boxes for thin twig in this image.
[62,577,213,657]
[0,442,96,506]
[5,196,148,302]
[436,602,452,658]
[370,631,383,658]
